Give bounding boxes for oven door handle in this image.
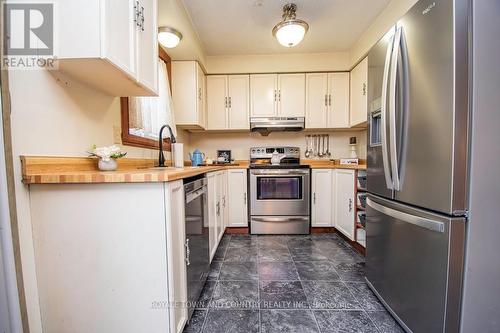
[250,169,310,175]
[251,217,310,223]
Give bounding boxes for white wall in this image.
[8,69,188,333]
[206,52,350,74]
[188,130,367,162]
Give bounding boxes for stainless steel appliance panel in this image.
[391,0,469,215]
[184,178,209,319]
[367,28,396,200]
[251,216,310,234]
[250,169,310,216]
[366,194,465,333]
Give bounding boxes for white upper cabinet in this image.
[328,73,350,128]
[311,170,334,227]
[306,73,349,129]
[250,74,277,117]
[350,57,368,126]
[306,73,329,128]
[207,75,250,130]
[172,61,206,130]
[56,0,158,96]
[334,169,356,240]
[227,169,248,227]
[278,74,306,117]
[207,75,228,130]
[228,75,250,129]
[250,74,305,118]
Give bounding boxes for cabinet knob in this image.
[362,83,367,96]
[349,198,353,212]
[324,95,328,107]
[313,193,316,204]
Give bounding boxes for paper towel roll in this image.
[172,143,184,168]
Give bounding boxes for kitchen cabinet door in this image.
[306,73,329,128]
[228,75,250,129]
[135,0,158,94]
[350,57,368,126]
[172,61,206,129]
[164,180,188,333]
[102,0,136,78]
[311,170,333,227]
[207,75,228,130]
[278,74,306,117]
[250,74,277,117]
[328,73,350,128]
[222,171,229,229]
[227,169,248,227]
[334,170,356,240]
[217,172,226,241]
[207,172,218,261]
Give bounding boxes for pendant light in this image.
[158,27,183,48]
[272,3,309,47]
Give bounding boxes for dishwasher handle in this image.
[186,185,207,204]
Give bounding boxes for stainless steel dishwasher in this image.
[183,175,209,320]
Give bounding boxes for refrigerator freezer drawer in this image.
[366,195,465,333]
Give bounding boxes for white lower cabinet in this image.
[164,181,188,333]
[207,171,228,261]
[227,169,248,227]
[334,169,356,240]
[311,169,356,240]
[311,169,334,227]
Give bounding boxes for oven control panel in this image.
[250,146,300,159]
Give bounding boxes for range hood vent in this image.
[250,117,305,136]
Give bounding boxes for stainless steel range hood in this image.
[250,117,305,136]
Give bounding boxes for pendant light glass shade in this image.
[272,4,309,48]
[158,27,183,48]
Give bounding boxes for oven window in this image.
[257,177,302,200]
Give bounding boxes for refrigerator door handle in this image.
[367,198,445,233]
[389,27,402,191]
[381,33,395,190]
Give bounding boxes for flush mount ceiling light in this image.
[158,27,183,48]
[272,3,309,48]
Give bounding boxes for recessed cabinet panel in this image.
[278,74,306,117]
[228,75,250,129]
[250,74,278,117]
[306,73,329,128]
[335,170,356,240]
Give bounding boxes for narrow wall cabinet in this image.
[57,0,158,96]
[350,57,368,126]
[172,61,206,129]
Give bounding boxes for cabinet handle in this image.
[198,88,202,100]
[349,198,353,212]
[278,90,281,102]
[134,1,140,27]
[329,94,332,106]
[362,83,367,96]
[313,193,316,204]
[244,193,247,205]
[185,239,191,266]
[140,6,145,31]
[324,95,328,107]
[222,196,226,208]
[216,202,220,216]
[228,97,231,108]
[274,90,277,102]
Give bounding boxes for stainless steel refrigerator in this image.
[365,0,469,332]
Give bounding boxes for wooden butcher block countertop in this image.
[20,156,248,185]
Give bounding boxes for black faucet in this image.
[158,125,176,167]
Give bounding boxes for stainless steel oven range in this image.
[249,146,310,234]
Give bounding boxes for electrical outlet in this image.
[113,125,122,144]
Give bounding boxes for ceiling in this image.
[181,0,391,56]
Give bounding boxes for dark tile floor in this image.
[183,233,404,333]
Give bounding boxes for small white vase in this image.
[98,159,118,171]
